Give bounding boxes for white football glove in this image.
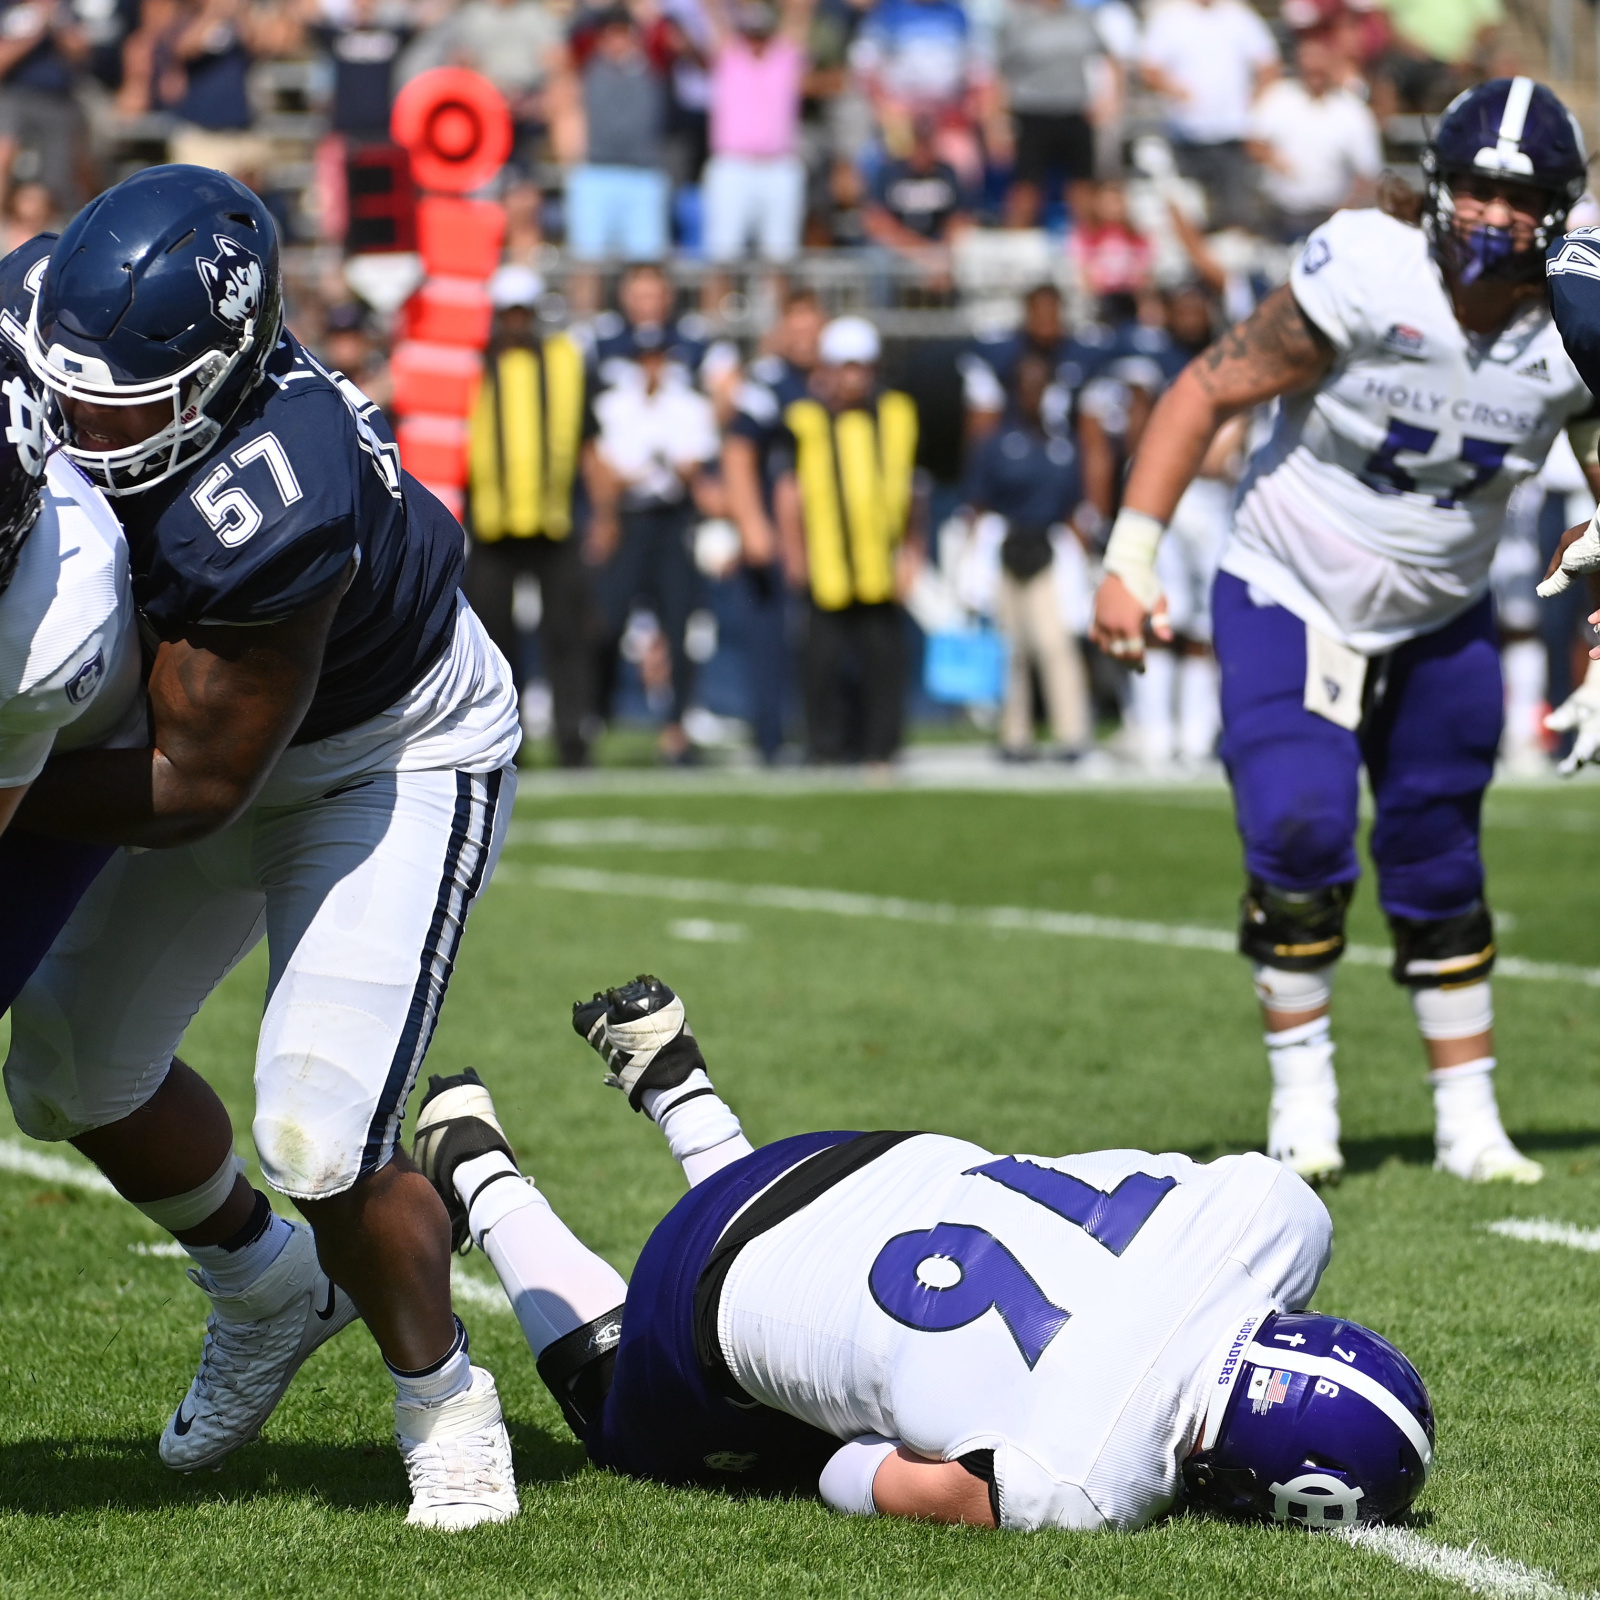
[1535,507,1600,598]
[1544,664,1600,775]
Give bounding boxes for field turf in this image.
[3,779,1599,1599]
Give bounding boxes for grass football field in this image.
[3,777,1600,1599]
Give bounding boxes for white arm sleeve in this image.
[818,1435,899,1516]
[0,727,53,787]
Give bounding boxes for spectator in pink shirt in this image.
[702,0,814,300]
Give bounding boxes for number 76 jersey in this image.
[1225,207,1592,654]
[718,1135,1331,1531]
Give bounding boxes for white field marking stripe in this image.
[1241,1341,1431,1469]
[508,866,1600,988]
[1338,1524,1594,1600]
[1485,1217,1600,1252]
[451,1265,513,1316]
[0,1137,117,1195]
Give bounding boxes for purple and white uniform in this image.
[1215,207,1591,914]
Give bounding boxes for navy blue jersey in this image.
[589,310,735,395]
[727,353,813,491]
[118,332,463,744]
[962,329,1117,408]
[965,420,1081,531]
[1098,321,1194,396]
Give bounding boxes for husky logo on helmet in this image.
[197,236,264,331]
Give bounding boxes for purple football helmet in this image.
[1183,1311,1434,1529]
[1422,77,1587,285]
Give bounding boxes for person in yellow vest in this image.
[776,316,923,765]
[464,265,602,768]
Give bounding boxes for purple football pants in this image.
[0,831,115,1016]
[1214,573,1501,922]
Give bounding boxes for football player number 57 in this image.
[868,1163,1177,1369]
[190,431,304,548]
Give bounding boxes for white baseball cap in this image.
[819,315,881,366]
[489,264,545,309]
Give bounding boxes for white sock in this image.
[389,1316,473,1407]
[184,1201,293,1299]
[1130,648,1176,766]
[1501,638,1546,755]
[455,1151,628,1360]
[1178,653,1219,762]
[1430,1056,1504,1146]
[1266,1015,1338,1139]
[641,1069,753,1186]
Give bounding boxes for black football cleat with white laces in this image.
[571,975,707,1109]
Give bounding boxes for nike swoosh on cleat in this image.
[315,1280,337,1321]
[173,1404,195,1436]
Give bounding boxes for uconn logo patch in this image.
[197,236,264,330]
[65,649,104,704]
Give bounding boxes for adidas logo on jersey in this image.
[1381,323,1426,356]
[1516,357,1550,381]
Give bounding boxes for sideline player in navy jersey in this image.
[408,975,1434,1534]
[3,167,521,1529]
[722,291,824,761]
[1092,81,1599,1189]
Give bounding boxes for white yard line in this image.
[1485,1218,1600,1252]
[0,1137,117,1195]
[507,866,1600,988]
[1340,1525,1594,1600]
[451,1265,513,1316]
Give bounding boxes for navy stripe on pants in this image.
[360,767,503,1175]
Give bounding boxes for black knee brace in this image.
[535,1305,625,1440]
[1388,902,1495,988]
[1238,877,1354,969]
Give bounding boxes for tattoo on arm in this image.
[1192,286,1336,410]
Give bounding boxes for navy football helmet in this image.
[26,165,282,495]
[1422,77,1588,285]
[1183,1312,1434,1529]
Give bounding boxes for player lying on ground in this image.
[1092,78,1600,1188]
[412,976,1434,1531]
[1,169,521,1528]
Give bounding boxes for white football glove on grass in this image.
[1545,664,1600,775]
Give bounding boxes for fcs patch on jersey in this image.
[197,236,265,331]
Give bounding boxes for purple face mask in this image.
[1455,221,1518,284]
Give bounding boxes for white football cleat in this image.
[396,1366,520,1530]
[1268,1092,1344,1186]
[1435,1123,1544,1184]
[160,1220,360,1470]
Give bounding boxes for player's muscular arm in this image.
[872,1448,999,1528]
[16,570,349,848]
[1093,288,1335,661]
[1124,286,1334,524]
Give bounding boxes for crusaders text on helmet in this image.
[26,165,283,495]
[1182,1311,1435,1529]
[1421,77,1588,286]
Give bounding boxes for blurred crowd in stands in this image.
[2,0,1589,773]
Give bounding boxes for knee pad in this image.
[1238,878,1354,970]
[535,1305,625,1441]
[1388,902,1495,988]
[1252,963,1335,1014]
[1412,980,1494,1040]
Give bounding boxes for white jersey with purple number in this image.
[1223,207,1591,654]
[0,454,140,787]
[717,1135,1330,1531]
